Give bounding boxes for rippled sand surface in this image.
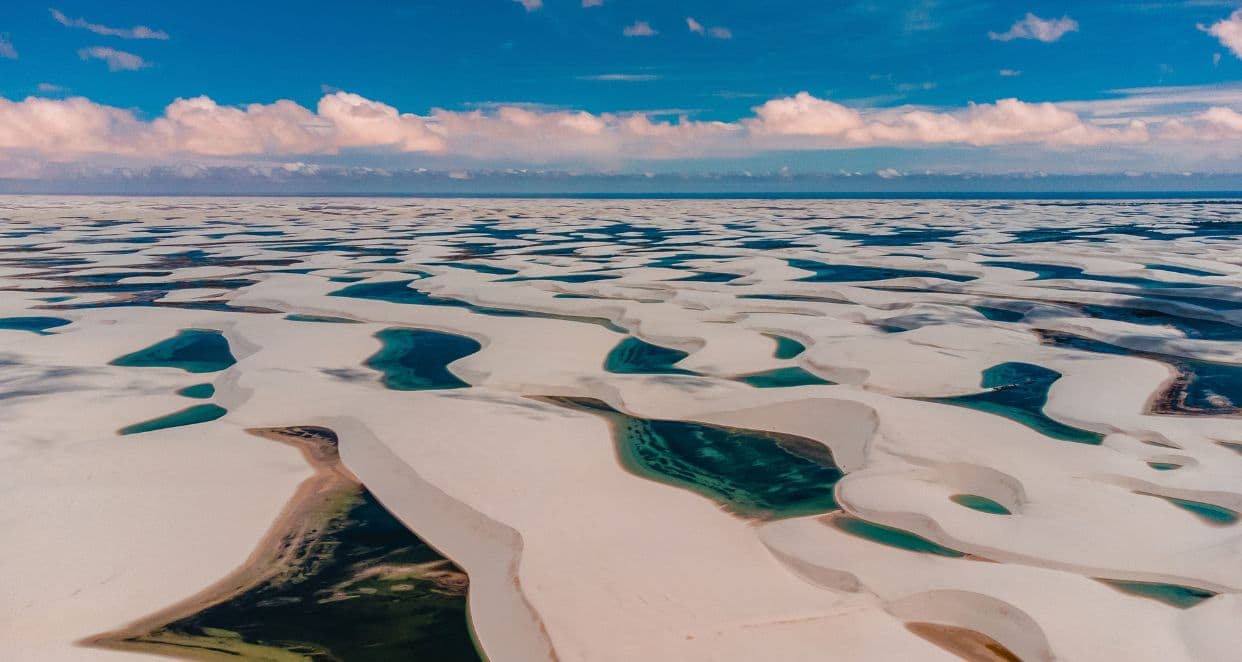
[1,197,1240,661]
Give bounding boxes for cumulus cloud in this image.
[623,21,657,37]
[989,13,1078,43]
[0,36,16,59]
[513,0,542,11]
[317,92,444,151]
[748,93,865,137]
[1201,10,1242,59]
[78,47,147,71]
[582,0,604,6]
[37,83,64,93]
[747,93,1147,146]
[0,96,150,158]
[999,69,1022,77]
[1199,106,1242,133]
[153,97,325,155]
[0,92,445,159]
[1,89,1240,167]
[1162,106,1242,141]
[50,9,169,40]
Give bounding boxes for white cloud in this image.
[687,17,732,39]
[78,47,147,71]
[153,97,326,155]
[748,93,865,137]
[37,83,64,93]
[999,69,1022,77]
[1201,106,1242,133]
[0,36,16,60]
[1201,10,1242,59]
[747,93,1147,146]
[1,89,1241,167]
[50,8,169,40]
[513,0,542,11]
[582,0,604,6]
[0,96,151,157]
[989,13,1078,43]
[1162,106,1242,140]
[623,21,657,37]
[317,92,443,152]
[0,92,444,159]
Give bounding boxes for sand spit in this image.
[2,197,1241,661]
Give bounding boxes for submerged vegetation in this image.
[545,397,842,519]
[86,426,481,661]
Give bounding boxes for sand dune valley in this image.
[1,196,1241,662]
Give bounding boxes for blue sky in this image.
[3,1,1242,187]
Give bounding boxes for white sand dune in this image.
[1,196,1240,661]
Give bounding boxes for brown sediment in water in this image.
[1033,330,1238,418]
[1144,361,1240,418]
[78,426,359,659]
[905,622,1023,662]
[1146,361,1204,416]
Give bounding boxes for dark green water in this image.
[332,279,627,332]
[552,398,841,519]
[950,494,1012,515]
[788,258,975,283]
[738,366,834,388]
[973,306,1025,323]
[436,261,519,276]
[980,261,1206,289]
[672,271,742,283]
[604,337,694,375]
[366,328,481,390]
[927,362,1104,445]
[832,516,967,557]
[176,383,215,399]
[0,316,71,334]
[144,488,481,661]
[1079,304,1240,341]
[1098,579,1217,608]
[111,329,237,373]
[1139,492,1240,525]
[331,279,462,308]
[119,404,227,435]
[767,334,807,359]
[1145,263,1222,277]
